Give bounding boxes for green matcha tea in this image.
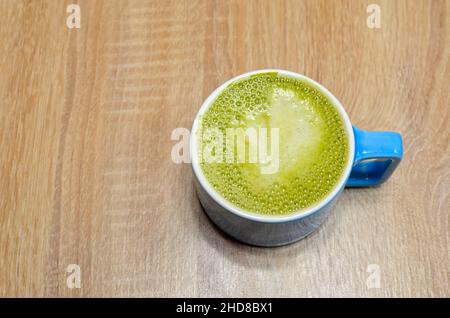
[198,73,349,216]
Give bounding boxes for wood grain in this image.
[0,0,449,297]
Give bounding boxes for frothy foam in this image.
[198,73,349,215]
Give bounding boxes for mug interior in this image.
[190,69,355,223]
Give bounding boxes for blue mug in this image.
[190,70,403,247]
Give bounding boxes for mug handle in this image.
[346,126,403,187]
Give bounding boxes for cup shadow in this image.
[193,189,341,270]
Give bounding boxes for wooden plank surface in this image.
[0,0,449,297]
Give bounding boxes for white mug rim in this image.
[190,69,355,223]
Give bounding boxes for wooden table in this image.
[1,0,449,297]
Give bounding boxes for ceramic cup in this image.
[190,70,403,247]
